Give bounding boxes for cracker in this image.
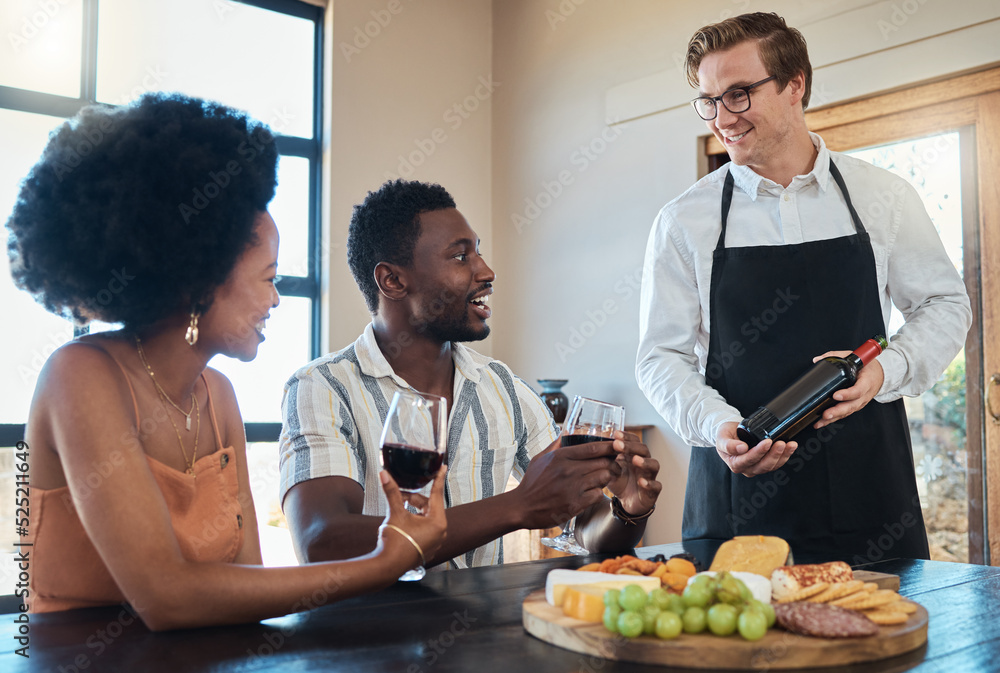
[865,610,909,625]
[777,581,830,603]
[888,599,918,614]
[807,580,863,603]
[863,582,879,593]
[827,588,866,606]
[835,590,900,610]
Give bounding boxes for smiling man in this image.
[636,13,970,563]
[280,179,661,568]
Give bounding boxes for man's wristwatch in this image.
[610,496,654,525]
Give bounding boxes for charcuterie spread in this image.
[522,536,928,669]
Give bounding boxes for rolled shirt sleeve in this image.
[510,376,560,479]
[873,177,972,402]
[279,364,367,507]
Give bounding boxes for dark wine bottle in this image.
[736,335,888,446]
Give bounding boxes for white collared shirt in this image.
[279,323,559,568]
[636,133,971,448]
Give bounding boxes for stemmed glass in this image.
[540,396,625,555]
[379,390,448,581]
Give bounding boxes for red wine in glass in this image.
[381,443,445,491]
[560,435,613,448]
[541,396,625,555]
[378,390,448,582]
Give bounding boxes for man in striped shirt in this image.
[279,180,661,568]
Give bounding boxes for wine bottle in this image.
[736,336,888,446]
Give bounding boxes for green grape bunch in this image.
[602,572,776,642]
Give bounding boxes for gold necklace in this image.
[135,336,201,474]
[135,336,196,430]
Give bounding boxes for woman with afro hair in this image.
[6,93,446,630]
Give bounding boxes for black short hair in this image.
[5,92,278,329]
[347,179,456,313]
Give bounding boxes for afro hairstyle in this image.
[5,92,278,329]
[347,179,456,313]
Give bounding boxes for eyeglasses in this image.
[691,75,777,121]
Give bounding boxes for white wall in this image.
[325,0,494,352]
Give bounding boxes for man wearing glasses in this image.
[636,13,970,563]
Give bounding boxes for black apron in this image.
[681,160,929,564]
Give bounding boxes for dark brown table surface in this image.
[4,541,999,672]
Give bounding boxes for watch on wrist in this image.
[610,496,654,525]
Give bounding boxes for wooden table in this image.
[4,541,999,672]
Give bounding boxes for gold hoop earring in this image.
[185,309,200,346]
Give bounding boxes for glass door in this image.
[848,133,970,562]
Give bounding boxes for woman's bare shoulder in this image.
[28,335,141,487]
[37,335,131,392]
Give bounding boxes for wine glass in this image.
[379,390,448,581]
[540,396,625,555]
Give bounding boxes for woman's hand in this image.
[378,466,448,569]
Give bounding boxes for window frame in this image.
[0,0,324,446]
[0,0,324,608]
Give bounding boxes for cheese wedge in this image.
[687,570,772,604]
[562,585,608,622]
[545,569,661,606]
[709,535,790,577]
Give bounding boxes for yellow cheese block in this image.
[545,569,661,606]
[562,585,609,622]
[709,535,790,577]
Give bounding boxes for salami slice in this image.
[775,601,879,638]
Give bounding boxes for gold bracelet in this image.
[384,524,426,566]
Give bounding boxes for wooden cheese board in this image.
[523,571,926,669]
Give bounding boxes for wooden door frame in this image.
[704,65,1000,565]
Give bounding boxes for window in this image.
[0,0,323,600]
[848,134,968,563]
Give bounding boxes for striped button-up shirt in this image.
[279,323,560,568]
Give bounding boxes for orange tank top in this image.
[27,356,246,613]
